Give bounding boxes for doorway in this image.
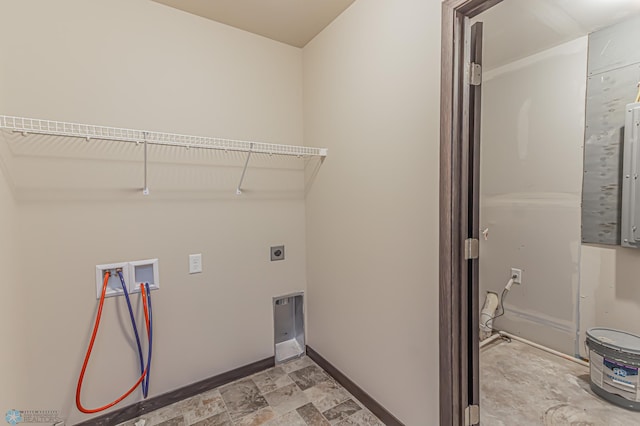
[440,0,640,424]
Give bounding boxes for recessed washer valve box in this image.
[95,263,131,299]
[128,259,160,294]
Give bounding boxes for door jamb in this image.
[439,1,503,425]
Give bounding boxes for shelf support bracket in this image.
[236,143,254,195]
[143,132,149,195]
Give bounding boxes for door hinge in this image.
[469,62,482,86]
[465,405,480,425]
[464,238,479,260]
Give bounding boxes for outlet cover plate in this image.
[189,254,202,274]
[271,245,285,261]
[511,268,522,285]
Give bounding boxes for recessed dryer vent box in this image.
[128,259,160,294]
[95,262,131,299]
[273,292,305,364]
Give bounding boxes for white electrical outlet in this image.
[511,268,522,285]
[189,254,202,274]
[95,262,131,299]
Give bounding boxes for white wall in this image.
[0,142,24,414]
[303,0,441,424]
[580,245,640,355]
[0,1,305,424]
[479,37,588,355]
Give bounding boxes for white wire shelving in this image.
[0,115,328,195]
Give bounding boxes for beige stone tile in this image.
[219,378,268,420]
[234,407,278,426]
[263,383,310,415]
[156,417,185,426]
[303,380,351,413]
[322,399,361,425]
[252,367,294,394]
[296,402,330,426]
[335,410,384,426]
[189,411,232,426]
[288,365,331,391]
[184,390,227,424]
[263,410,307,426]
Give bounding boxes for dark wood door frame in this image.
[439,1,502,425]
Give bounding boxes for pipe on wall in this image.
[480,331,589,368]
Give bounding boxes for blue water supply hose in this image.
[144,282,153,395]
[118,271,150,397]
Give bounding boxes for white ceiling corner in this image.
[152,0,356,48]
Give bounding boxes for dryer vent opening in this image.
[273,292,305,364]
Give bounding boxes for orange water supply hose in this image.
[141,283,150,335]
[75,271,149,414]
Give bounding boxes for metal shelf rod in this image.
[236,143,254,196]
[143,132,149,196]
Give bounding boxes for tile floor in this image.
[117,356,384,426]
[481,337,640,425]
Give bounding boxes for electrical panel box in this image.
[621,102,640,248]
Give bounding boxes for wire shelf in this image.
[0,115,327,195]
[0,115,328,157]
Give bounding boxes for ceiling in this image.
[152,0,355,48]
[152,0,640,62]
[476,0,640,70]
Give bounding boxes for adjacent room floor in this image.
[117,356,383,426]
[481,338,640,425]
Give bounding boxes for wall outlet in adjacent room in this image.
[511,268,522,285]
[189,253,202,274]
